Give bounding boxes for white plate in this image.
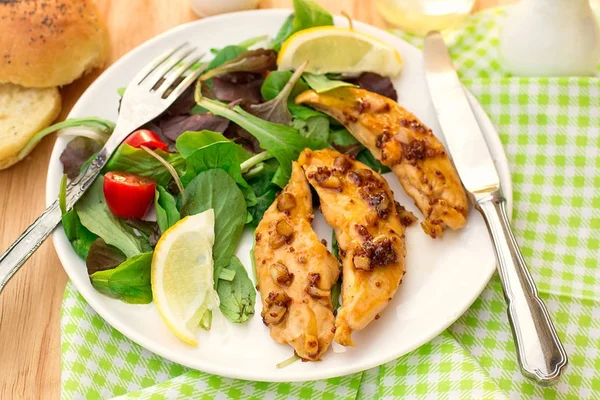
[46,10,512,382]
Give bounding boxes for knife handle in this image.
[475,191,568,385]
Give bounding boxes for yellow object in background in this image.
[375,0,475,36]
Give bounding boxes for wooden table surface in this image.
[0,0,512,398]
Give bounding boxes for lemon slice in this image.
[152,209,219,346]
[277,26,403,77]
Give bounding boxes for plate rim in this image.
[46,9,512,382]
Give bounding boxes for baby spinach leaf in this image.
[271,14,295,51]
[104,144,184,187]
[292,0,334,32]
[90,252,153,304]
[357,149,390,174]
[62,209,98,259]
[86,238,127,275]
[260,71,309,102]
[197,98,312,187]
[271,0,333,50]
[247,165,279,227]
[201,49,276,81]
[288,103,326,120]
[181,141,249,188]
[303,73,357,93]
[293,116,330,148]
[206,45,246,71]
[217,256,256,323]
[249,62,308,126]
[180,169,247,283]
[155,186,180,233]
[328,127,363,156]
[76,177,152,258]
[176,130,249,161]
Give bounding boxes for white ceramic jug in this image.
[500,0,600,76]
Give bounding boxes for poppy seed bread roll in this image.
[0,0,109,88]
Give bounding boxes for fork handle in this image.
[475,191,568,385]
[0,146,112,294]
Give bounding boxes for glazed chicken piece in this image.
[296,87,469,239]
[298,148,411,346]
[254,162,340,360]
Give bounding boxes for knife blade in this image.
[423,33,499,196]
[423,31,568,386]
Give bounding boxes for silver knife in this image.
[423,31,568,385]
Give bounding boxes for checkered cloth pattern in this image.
[60,8,600,399]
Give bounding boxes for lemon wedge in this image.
[152,209,219,346]
[277,26,403,77]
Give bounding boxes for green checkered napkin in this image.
[60,8,600,399]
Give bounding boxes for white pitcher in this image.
[500,0,600,76]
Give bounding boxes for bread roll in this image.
[0,83,62,170]
[0,0,109,88]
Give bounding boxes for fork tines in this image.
[132,43,205,100]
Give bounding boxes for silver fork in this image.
[0,43,205,294]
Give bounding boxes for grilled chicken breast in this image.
[298,149,411,346]
[254,162,340,360]
[296,87,468,238]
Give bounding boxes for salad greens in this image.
[55,0,395,332]
[76,177,152,258]
[154,186,180,233]
[181,169,246,278]
[303,72,357,93]
[197,97,312,187]
[86,238,127,275]
[271,0,333,50]
[104,144,184,187]
[217,256,256,323]
[90,252,153,304]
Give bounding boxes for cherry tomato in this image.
[103,171,157,219]
[124,129,168,150]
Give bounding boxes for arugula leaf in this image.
[155,186,180,233]
[271,0,333,50]
[86,238,127,275]
[328,127,363,155]
[176,130,248,159]
[104,144,185,187]
[90,252,153,304]
[181,141,249,188]
[62,209,98,259]
[197,98,312,187]
[303,73,357,93]
[19,117,115,161]
[76,177,152,258]
[217,256,256,323]
[181,169,247,284]
[293,116,330,148]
